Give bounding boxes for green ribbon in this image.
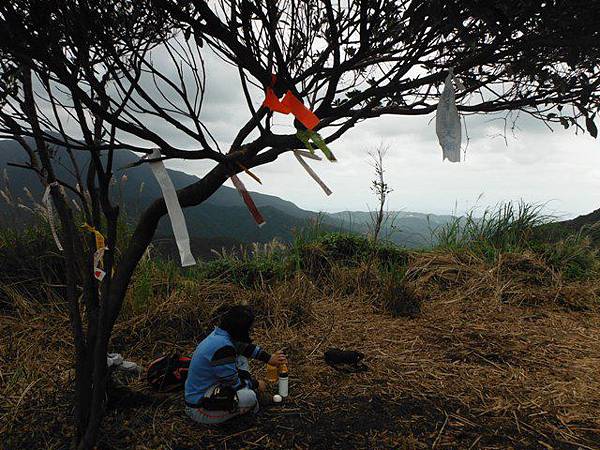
[295,130,315,153]
[296,130,336,162]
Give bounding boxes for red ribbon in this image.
[230,174,266,227]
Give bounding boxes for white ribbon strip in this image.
[93,247,106,281]
[42,182,63,251]
[293,150,332,196]
[293,149,322,161]
[435,68,462,163]
[148,148,196,267]
[454,76,466,91]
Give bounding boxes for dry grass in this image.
[1,251,600,449]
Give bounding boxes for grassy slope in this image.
[2,253,600,449]
[1,208,600,449]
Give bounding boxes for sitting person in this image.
[184,304,287,424]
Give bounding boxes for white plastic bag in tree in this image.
[436,69,461,163]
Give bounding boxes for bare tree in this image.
[368,144,395,243]
[1,0,599,448]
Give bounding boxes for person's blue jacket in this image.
[185,327,271,406]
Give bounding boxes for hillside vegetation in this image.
[1,205,600,449]
[0,139,457,250]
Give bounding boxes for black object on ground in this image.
[324,348,369,373]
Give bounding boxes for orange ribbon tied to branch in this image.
[263,87,290,114]
[281,91,320,130]
[262,75,320,130]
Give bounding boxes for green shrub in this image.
[128,258,154,313]
[298,232,407,264]
[337,263,417,317]
[0,223,64,309]
[435,202,550,258]
[316,233,373,263]
[373,242,410,271]
[189,252,292,288]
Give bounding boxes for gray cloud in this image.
[131,45,600,219]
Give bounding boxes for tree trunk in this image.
[17,72,277,448]
[69,161,233,448]
[78,338,110,450]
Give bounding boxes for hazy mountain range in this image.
[0,138,457,257]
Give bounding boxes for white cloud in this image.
[151,48,600,220]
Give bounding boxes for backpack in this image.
[146,354,191,392]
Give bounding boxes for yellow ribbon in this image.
[81,223,105,251]
[81,223,107,280]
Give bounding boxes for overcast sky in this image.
[144,51,600,220]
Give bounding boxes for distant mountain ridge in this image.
[0,138,457,252]
[326,210,457,248]
[561,208,600,231]
[0,139,334,250]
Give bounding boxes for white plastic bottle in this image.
[278,363,288,397]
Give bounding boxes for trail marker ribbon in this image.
[42,182,63,251]
[296,130,336,162]
[263,87,291,114]
[262,76,320,130]
[81,223,105,250]
[147,148,196,267]
[263,77,334,198]
[93,248,106,281]
[280,91,320,130]
[81,223,107,281]
[230,173,266,227]
[293,150,332,196]
[236,162,262,185]
[293,149,322,161]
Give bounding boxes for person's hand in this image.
[257,379,266,392]
[268,350,287,367]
